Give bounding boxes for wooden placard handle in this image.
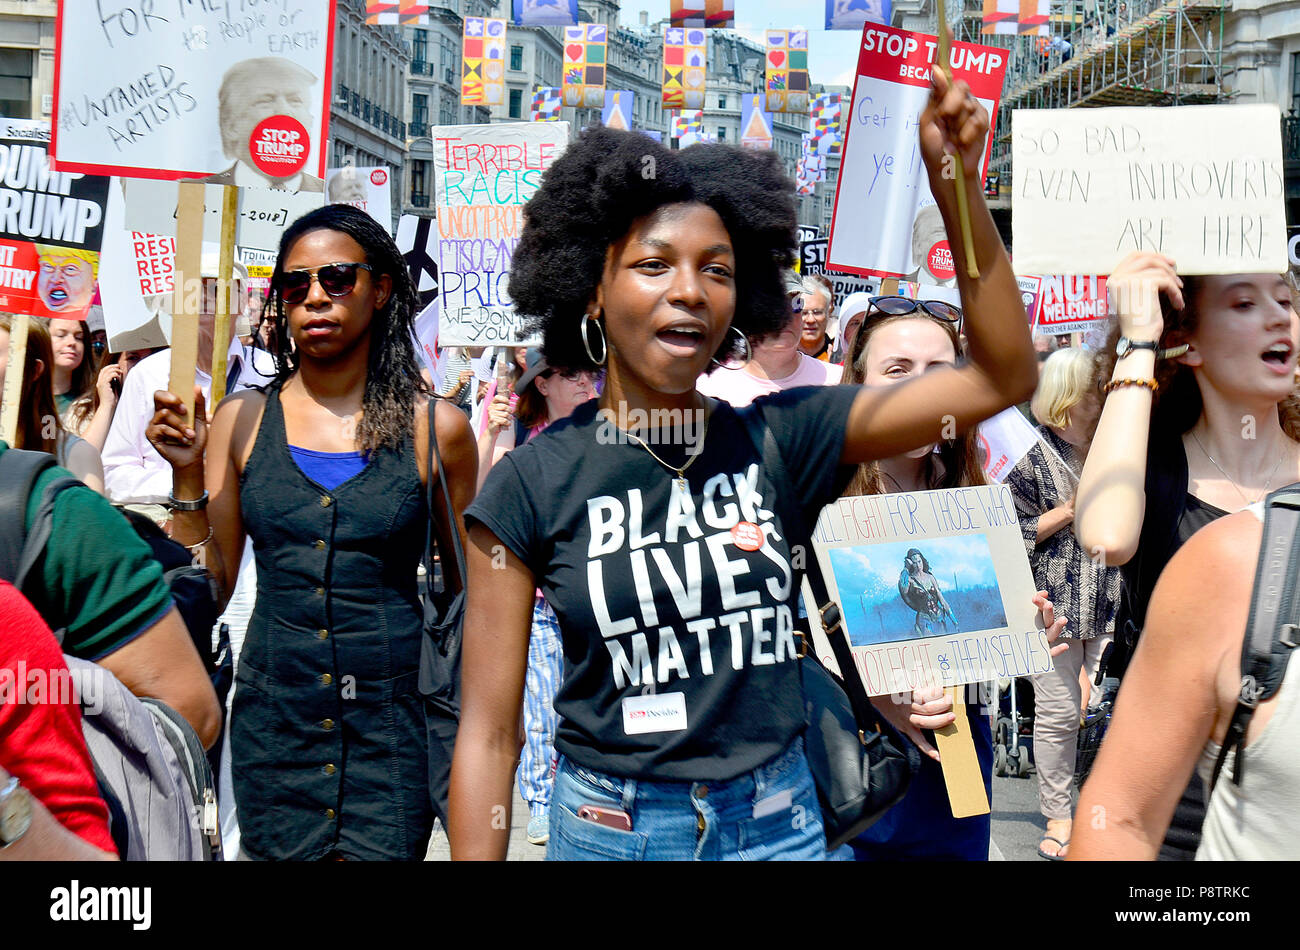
[169,182,207,426]
[0,312,30,446]
[935,0,980,280]
[934,685,991,818]
[209,185,239,407]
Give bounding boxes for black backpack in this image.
[1208,485,1300,793]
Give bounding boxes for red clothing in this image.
[0,580,116,854]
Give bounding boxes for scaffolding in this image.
[954,0,1229,191]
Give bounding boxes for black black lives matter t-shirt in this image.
[465,385,859,781]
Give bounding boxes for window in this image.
[509,88,522,119]
[718,95,726,109]
[717,127,726,140]
[1293,52,1300,110]
[510,45,524,72]
[411,160,429,206]
[412,93,429,135]
[0,49,33,118]
[413,29,428,72]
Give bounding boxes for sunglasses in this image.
[866,295,963,331]
[545,368,602,384]
[279,262,372,305]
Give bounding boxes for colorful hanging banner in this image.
[562,23,608,108]
[765,29,810,114]
[672,110,704,139]
[531,86,562,121]
[662,26,708,110]
[982,0,1050,35]
[602,91,635,131]
[826,0,892,29]
[512,0,579,26]
[810,93,843,156]
[462,17,507,106]
[367,1,430,24]
[740,94,773,149]
[671,0,736,27]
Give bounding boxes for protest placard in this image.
[431,122,568,345]
[0,118,109,322]
[977,407,1041,483]
[806,484,1052,695]
[826,0,892,29]
[1035,274,1109,336]
[122,179,323,251]
[1016,273,1041,326]
[800,237,881,301]
[1011,104,1287,275]
[325,166,393,232]
[827,25,1006,281]
[51,0,335,189]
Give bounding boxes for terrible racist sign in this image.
[1035,274,1108,336]
[50,0,336,191]
[431,122,568,346]
[0,118,109,321]
[1011,104,1287,275]
[807,484,1052,695]
[828,24,1006,282]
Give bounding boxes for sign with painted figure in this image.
[602,91,634,131]
[828,24,1007,281]
[764,29,810,114]
[430,122,569,345]
[512,0,579,26]
[325,166,393,233]
[826,0,892,30]
[51,0,335,191]
[1012,105,1287,275]
[122,178,324,251]
[1035,274,1109,336]
[807,484,1053,695]
[662,26,707,110]
[462,16,508,107]
[671,0,736,27]
[0,119,109,322]
[740,94,773,150]
[562,23,608,108]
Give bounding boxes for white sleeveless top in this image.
[1195,502,1300,860]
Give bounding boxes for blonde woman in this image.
[1005,347,1121,860]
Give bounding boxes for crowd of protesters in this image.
[2,64,1297,863]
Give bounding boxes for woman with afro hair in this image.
[451,68,1039,860]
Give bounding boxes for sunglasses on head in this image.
[279,262,372,305]
[866,295,963,331]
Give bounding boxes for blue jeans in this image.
[517,598,563,817]
[547,738,828,861]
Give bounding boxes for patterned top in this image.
[1004,426,1122,640]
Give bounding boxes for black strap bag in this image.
[738,408,918,850]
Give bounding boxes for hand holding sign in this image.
[1107,250,1185,343]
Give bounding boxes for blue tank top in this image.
[288,445,368,491]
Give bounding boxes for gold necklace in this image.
[620,399,710,494]
[1190,429,1288,507]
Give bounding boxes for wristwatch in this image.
[0,776,34,849]
[1116,337,1188,360]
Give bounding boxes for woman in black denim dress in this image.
[148,205,477,859]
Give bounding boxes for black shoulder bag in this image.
[738,408,918,850]
[418,403,468,716]
[1209,484,1300,793]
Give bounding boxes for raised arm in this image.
[1070,511,1252,860]
[474,387,516,493]
[841,68,1037,464]
[1073,252,1184,566]
[448,524,534,860]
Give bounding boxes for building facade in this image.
[330,0,412,231]
[0,0,56,121]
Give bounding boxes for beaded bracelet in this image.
[1102,377,1158,394]
[183,525,215,555]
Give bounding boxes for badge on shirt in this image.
[731,521,764,551]
[621,691,688,735]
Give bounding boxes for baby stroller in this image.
[1074,645,1121,787]
[993,676,1036,777]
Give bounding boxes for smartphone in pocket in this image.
[576,804,632,831]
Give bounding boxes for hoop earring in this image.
[711,325,752,370]
[581,313,607,366]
